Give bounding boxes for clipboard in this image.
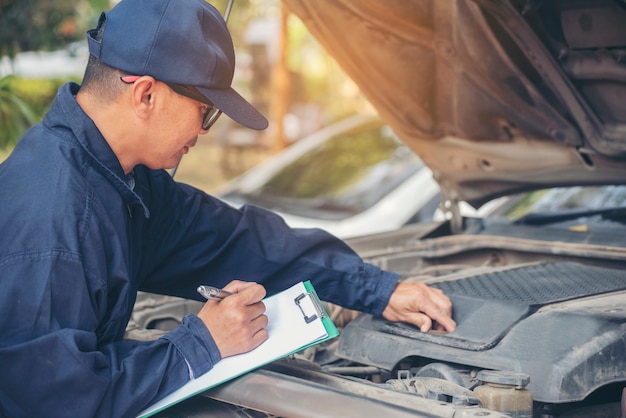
[137,280,338,417]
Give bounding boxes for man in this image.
[0,0,455,416]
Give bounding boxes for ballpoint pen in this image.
[197,285,233,301]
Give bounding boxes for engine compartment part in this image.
[337,261,626,404]
[473,370,533,418]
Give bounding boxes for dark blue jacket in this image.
[0,83,398,418]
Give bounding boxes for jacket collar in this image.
[46,82,151,218]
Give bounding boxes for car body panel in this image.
[217,114,442,238]
[282,0,626,207]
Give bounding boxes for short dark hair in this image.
[79,21,126,104]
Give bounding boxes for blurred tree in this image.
[0,0,108,150]
[0,0,113,58]
[1,0,80,59]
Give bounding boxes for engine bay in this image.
[320,221,626,417]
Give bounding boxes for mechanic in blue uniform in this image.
[0,0,455,416]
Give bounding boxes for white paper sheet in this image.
[138,281,329,417]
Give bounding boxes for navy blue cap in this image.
[87,0,268,130]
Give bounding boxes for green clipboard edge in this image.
[301,280,340,347]
[139,281,339,418]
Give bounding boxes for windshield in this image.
[222,122,424,220]
[493,185,626,226]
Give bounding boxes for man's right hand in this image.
[197,280,268,358]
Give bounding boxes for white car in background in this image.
[216,114,442,238]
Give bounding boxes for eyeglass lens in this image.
[202,108,222,130]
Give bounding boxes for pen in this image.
[197,285,233,301]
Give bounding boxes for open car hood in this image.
[282,0,626,207]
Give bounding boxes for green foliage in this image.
[0,75,67,149]
[0,75,38,148]
[9,76,69,114]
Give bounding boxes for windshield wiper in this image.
[515,206,626,226]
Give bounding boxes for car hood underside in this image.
[282,0,626,207]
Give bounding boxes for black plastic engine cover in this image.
[337,262,626,403]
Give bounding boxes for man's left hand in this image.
[382,282,456,333]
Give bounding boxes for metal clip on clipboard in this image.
[294,292,327,324]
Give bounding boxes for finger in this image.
[404,312,433,332]
[248,327,269,351]
[428,288,453,314]
[242,300,266,321]
[433,315,456,332]
[252,312,269,329]
[419,315,433,333]
[223,280,257,293]
[433,321,452,332]
[440,315,457,332]
[224,282,266,305]
[423,305,456,332]
[237,314,269,352]
[423,291,455,331]
[437,297,453,317]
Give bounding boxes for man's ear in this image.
[129,76,157,120]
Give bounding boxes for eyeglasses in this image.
[120,75,222,130]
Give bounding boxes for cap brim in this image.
[197,86,268,130]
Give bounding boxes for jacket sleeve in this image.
[0,250,219,418]
[138,174,400,317]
